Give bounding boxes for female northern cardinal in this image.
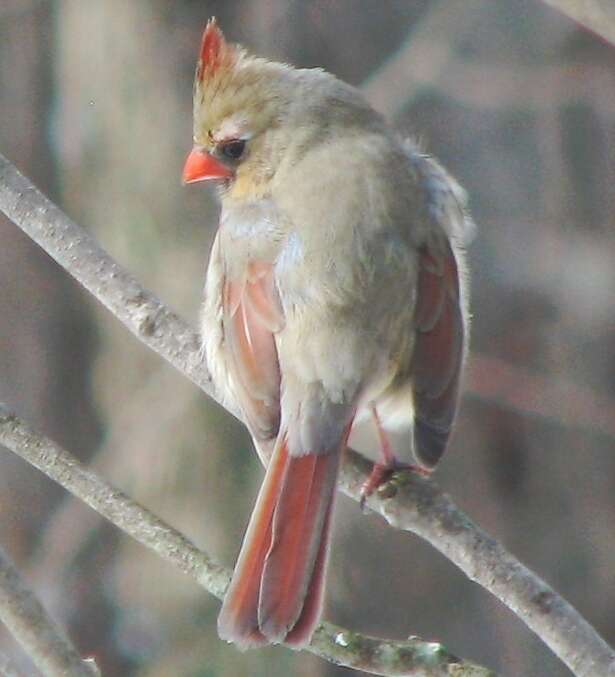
[183,19,471,649]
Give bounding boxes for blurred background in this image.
[1,1,615,675]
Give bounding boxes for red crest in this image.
[197,18,236,81]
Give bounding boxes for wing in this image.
[219,252,355,647]
[223,260,285,453]
[410,239,465,468]
[219,259,349,647]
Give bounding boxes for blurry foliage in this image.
[0,1,614,676]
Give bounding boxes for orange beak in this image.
[182,148,233,184]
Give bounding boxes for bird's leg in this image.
[360,405,397,509]
[360,405,432,510]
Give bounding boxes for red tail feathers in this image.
[218,436,341,648]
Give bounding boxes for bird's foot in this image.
[359,463,394,511]
[359,462,432,511]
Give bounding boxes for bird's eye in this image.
[220,139,246,161]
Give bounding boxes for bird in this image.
[183,18,471,650]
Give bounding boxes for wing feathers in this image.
[223,262,284,442]
[411,242,464,468]
[219,259,345,647]
[245,261,285,332]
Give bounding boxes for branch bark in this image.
[0,545,98,677]
[1,153,614,676]
[541,0,615,45]
[342,457,615,677]
[0,405,491,677]
[0,157,216,404]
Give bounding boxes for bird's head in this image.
[183,19,385,201]
[183,19,298,199]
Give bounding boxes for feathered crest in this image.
[196,18,240,82]
[191,18,292,149]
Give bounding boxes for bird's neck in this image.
[224,170,273,202]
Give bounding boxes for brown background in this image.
[1,1,615,675]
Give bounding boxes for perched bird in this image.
[183,19,471,649]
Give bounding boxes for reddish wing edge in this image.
[217,240,463,648]
[411,241,464,468]
[223,263,283,445]
[220,260,345,647]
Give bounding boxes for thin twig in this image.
[0,405,492,677]
[0,545,98,677]
[27,365,196,585]
[1,154,614,675]
[541,0,615,45]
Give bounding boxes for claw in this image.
[359,404,432,511]
[360,463,394,511]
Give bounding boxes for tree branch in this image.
[0,405,492,677]
[1,153,614,675]
[342,457,615,677]
[541,0,615,45]
[0,156,218,407]
[0,545,98,677]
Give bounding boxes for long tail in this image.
[217,435,342,648]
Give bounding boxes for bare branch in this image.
[541,0,615,45]
[1,153,614,675]
[0,545,98,677]
[0,405,492,677]
[341,455,615,677]
[0,155,220,409]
